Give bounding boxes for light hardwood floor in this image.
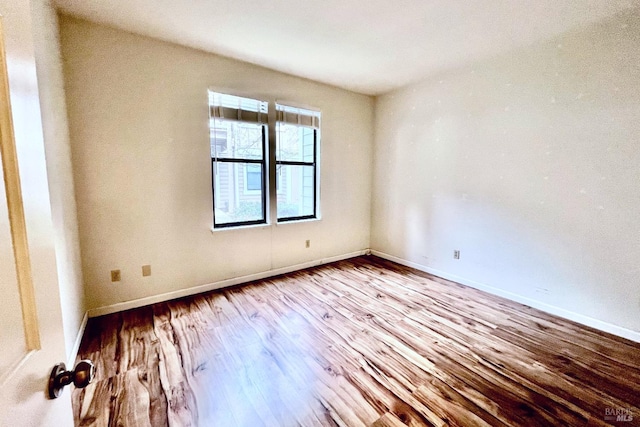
[72,256,640,426]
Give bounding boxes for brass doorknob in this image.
[48,359,95,399]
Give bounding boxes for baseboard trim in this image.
[371,250,640,343]
[68,311,89,366]
[88,250,368,318]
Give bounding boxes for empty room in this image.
[0,0,639,426]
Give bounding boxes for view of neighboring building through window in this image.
[209,92,320,228]
[210,92,268,228]
[245,164,262,192]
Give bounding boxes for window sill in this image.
[276,217,321,226]
[210,217,321,233]
[210,223,271,233]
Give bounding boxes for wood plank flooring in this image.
[72,256,640,426]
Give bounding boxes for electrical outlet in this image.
[305,240,310,248]
[142,265,151,277]
[111,269,121,282]
[453,250,460,259]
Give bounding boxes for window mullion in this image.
[267,101,278,224]
[276,160,315,167]
[213,158,264,164]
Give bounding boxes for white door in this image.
[0,7,74,427]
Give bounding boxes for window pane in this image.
[277,164,315,219]
[211,119,264,160]
[245,164,262,191]
[213,162,264,225]
[276,123,314,162]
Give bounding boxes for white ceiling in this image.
[53,0,636,95]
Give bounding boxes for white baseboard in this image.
[88,250,368,318]
[68,311,88,366]
[371,250,640,343]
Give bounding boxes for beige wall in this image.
[30,0,85,362]
[59,16,373,310]
[372,8,640,336]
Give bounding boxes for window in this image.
[209,92,320,228]
[209,92,268,228]
[276,104,320,222]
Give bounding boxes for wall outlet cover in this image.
[111,270,121,282]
